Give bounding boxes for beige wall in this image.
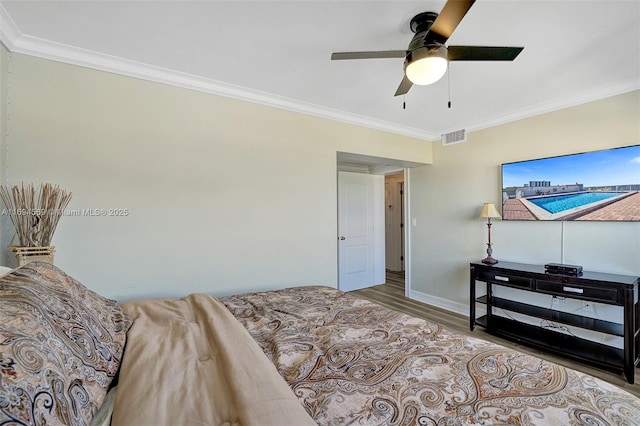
[410,90,640,313]
[0,43,7,253]
[3,50,638,310]
[4,53,431,300]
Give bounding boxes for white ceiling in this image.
[1,1,639,141]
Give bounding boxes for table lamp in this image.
[480,202,501,264]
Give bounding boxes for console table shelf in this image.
[475,295,624,336]
[470,261,639,383]
[475,314,626,371]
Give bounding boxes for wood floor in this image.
[351,270,640,398]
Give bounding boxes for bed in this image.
[1,262,639,426]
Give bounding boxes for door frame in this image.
[336,166,412,298]
[403,168,412,298]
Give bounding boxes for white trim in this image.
[0,5,434,141]
[450,80,640,136]
[409,288,470,317]
[2,4,638,142]
[408,279,490,320]
[403,168,411,298]
[372,174,386,286]
[0,6,18,51]
[337,163,371,174]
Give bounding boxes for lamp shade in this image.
[404,46,448,86]
[480,203,501,219]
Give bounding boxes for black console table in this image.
[470,261,639,383]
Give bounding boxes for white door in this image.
[338,171,385,291]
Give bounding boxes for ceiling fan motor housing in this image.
[404,45,448,66]
[405,12,448,85]
[408,11,445,50]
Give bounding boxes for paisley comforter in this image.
[221,286,640,426]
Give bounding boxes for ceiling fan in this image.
[331,0,524,97]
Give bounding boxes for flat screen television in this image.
[501,144,640,221]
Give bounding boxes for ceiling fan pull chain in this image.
[403,96,406,110]
[447,62,452,109]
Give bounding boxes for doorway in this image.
[336,154,413,296]
[385,172,406,292]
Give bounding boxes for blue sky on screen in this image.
[502,145,640,188]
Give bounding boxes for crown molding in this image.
[0,4,18,51]
[459,79,640,136]
[2,4,638,144]
[0,4,436,141]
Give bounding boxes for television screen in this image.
[501,145,640,221]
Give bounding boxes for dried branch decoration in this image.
[0,183,72,247]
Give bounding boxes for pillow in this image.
[0,262,132,426]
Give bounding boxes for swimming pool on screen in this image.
[528,192,623,214]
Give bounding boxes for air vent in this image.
[441,129,466,146]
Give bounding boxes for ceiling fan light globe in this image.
[404,46,448,86]
[405,57,447,85]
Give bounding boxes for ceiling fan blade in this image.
[448,46,524,61]
[394,75,413,97]
[429,0,475,43]
[331,50,406,60]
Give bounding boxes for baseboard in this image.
[408,289,471,317]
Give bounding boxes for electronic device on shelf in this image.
[544,263,583,276]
